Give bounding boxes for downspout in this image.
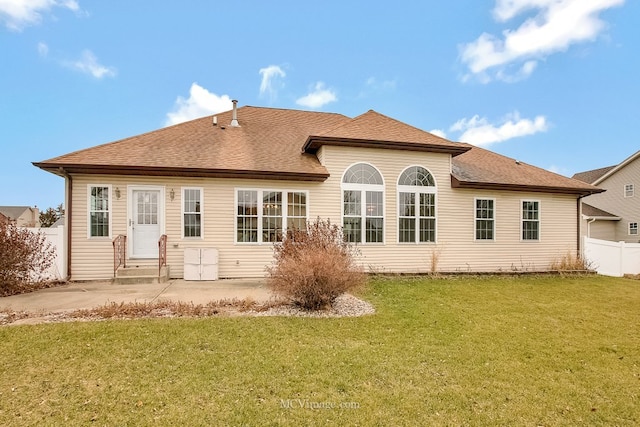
[577,192,596,257]
[58,167,72,281]
[577,195,584,257]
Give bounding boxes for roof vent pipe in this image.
[230,100,239,127]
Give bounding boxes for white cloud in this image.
[460,0,624,82]
[296,82,337,109]
[65,49,116,79]
[547,164,571,176]
[258,65,286,100]
[365,77,397,90]
[449,111,548,145]
[429,129,447,139]
[165,83,232,126]
[37,41,48,56]
[0,0,79,31]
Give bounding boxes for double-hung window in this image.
[236,189,308,243]
[625,184,634,198]
[475,198,495,241]
[521,200,540,241]
[88,185,110,237]
[398,166,436,243]
[629,222,638,236]
[342,163,384,243]
[182,188,203,238]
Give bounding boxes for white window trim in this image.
[234,188,309,244]
[629,222,638,236]
[624,184,634,198]
[181,187,204,239]
[397,165,437,244]
[474,197,496,242]
[341,162,385,245]
[87,184,112,239]
[520,199,541,242]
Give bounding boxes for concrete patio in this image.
[0,279,273,313]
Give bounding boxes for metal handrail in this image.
[158,234,167,278]
[112,234,127,277]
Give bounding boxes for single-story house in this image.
[0,206,40,228]
[573,150,640,243]
[34,102,602,281]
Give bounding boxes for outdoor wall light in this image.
[115,187,121,199]
[170,188,175,201]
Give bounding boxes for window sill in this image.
[398,242,438,245]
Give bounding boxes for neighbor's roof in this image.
[451,145,603,196]
[0,206,33,219]
[581,203,620,220]
[572,166,616,184]
[573,150,640,186]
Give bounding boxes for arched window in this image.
[342,163,384,243]
[397,166,436,243]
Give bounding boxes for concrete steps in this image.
[114,265,170,285]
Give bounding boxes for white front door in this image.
[131,189,161,258]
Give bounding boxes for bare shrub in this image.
[429,247,442,274]
[0,222,57,296]
[550,251,593,272]
[266,218,366,310]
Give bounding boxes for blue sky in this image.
[1,0,637,211]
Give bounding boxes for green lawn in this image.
[1,275,639,426]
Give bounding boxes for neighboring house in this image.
[0,206,40,227]
[573,150,640,243]
[34,102,601,281]
[50,215,65,228]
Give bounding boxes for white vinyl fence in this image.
[26,225,66,281]
[583,237,640,277]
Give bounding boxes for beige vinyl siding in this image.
[581,218,617,241]
[70,147,581,280]
[72,178,125,280]
[435,190,578,272]
[70,174,324,280]
[319,146,579,273]
[581,155,640,242]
